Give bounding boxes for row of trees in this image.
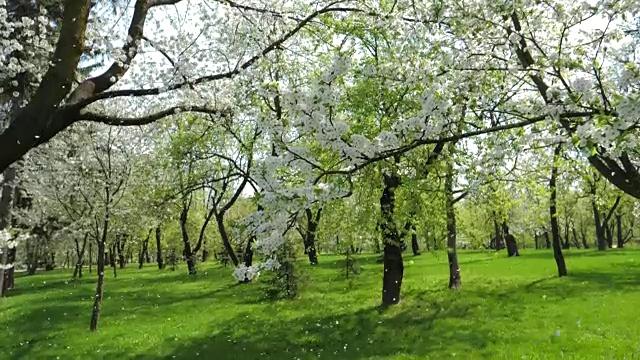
[1,0,639,328]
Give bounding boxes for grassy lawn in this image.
[1,249,639,359]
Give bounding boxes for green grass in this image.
[1,249,640,359]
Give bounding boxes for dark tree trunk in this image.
[72,233,88,280]
[303,208,321,265]
[502,222,520,257]
[108,245,116,268]
[179,204,197,275]
[2,247,16,292]
[201,249,209,262]
[215,213,238,267]
[116,235,126,269]
[89,241,93,273]
[445,160,461,289]
[138,229,152,269]
[550,144,567,277]
[534,232,540,249]
[592,201,606,250]
[90,219,108,331]
[411,232,420,255]
[155,225,164,270]
[580,227,589,249]
[616,215,624,248]
[380,172,403,306]
[606,223,614,248]
[562,223,570,249]
[571,225,580,249]
[492,216,504,250]
[544,231,551,249]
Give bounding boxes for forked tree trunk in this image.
[380,172,403,306]
[550,144,567,277]
[72,233,88,280]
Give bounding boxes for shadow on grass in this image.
[147,303,491,360]
[519,249,639,260]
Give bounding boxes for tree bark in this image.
[380,171,403,305]
[570,224,579,248]
[0,165,16,297]
[72,233,88,280]
[138,229,152,269]
[116,235,126,269]
[89,218,108,331]
[411,231,420,256]
[580,227,589,249]
[445,157,461,289]
[155,225,164,269]
[502,223,520,257]
[550,144,567,277]
[215,213,239,267]
[616,214,624,248]
[303,208,321,265]
[179,204,197,275]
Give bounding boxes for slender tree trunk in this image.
[116,236,126,269]
[571,225,580,249]
[155,225,164,270]
[605,223,613,248]
[380,171,403,306]
[616,215,624,248]
[580,227,589,249]
[138,229,152,269]
[90,219,108,331]
[445,157,461,289]
[534,232,539,249]
[215,214,239,267]
[544,231,551,249]
[72,233,88,280]
[179,205,197,275]
[550,144,567,277]
[562,222,570,249]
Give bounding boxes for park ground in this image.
[1,249,639,359]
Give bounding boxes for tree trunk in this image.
[502,222,520,257]
[550,144,567,277]
[580,227,589,249]
[492,216,504,250]
[534,232,539,249]
[562,222,570,249]
[215,213,238,267]
[571,225,580,249]
[380,172,403,306]
[303,208,321,265]
[411,232,420,256]
[544,231,551,249]
[155,225,164,270]
[138,229,152,269]
[445,158,461,289]
[179,204,197,275]
[116,235,126,269]
[72,233,88,280]
[89,241,93,273]
[616,214,624,248]
[90,219,108,331]
[605,223,613,248]
[0,165,16,297]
